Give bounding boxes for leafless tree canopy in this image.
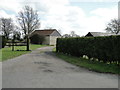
[105,19,120,34]
[17,5,40,36]
[70,31,79,37]
[17,5,40,51]
[0,18,14,39]
[70,31,75,37]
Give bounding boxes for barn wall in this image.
[49,36,61,45]
[42,36,50,45]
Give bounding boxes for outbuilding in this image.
[85,32,119,37]
[30,29,61,45]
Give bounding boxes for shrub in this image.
[56,35,120,64]
[0,36,7,48]
[0,36,1,49]
[30,34,45,44]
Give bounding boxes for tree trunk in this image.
[26,36,30,51]
[12,39,14,51]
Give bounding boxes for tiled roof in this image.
[32,29,56,36]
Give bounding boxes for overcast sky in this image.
[0,0,119,36]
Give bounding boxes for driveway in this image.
[0,62,2,89]
[2,46,118,88]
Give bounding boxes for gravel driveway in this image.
[2,46,118,88]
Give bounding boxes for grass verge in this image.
[1,44,47,62]
[53,49,119,74]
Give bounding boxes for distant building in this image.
[85,32,120,37]
[30,29,61,45]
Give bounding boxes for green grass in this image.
[1,44,47,62]
[53,48,56,52]
[54,51,119,74]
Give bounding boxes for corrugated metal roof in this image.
[90,32,116,36]
[86,32,120,37]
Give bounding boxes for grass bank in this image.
[53,49,119,74]
[1,44,47,62]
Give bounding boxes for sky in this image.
[0,0,119,36]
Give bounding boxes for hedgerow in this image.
[56,35,120,64]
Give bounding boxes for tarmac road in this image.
[2,46,118,88]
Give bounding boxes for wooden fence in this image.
[6,41,27,51]
[6,42,27,46]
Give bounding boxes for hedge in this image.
[0,36,7,48]
[56,35,120,64]
[0,36,1,49]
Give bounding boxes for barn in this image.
[85,32,119,37]
[30,29,61,45]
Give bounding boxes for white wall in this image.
[50,36,61,45]
[42,36,50,45]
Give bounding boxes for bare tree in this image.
[58,29,62,35]
[17,5,40,51]
[12,28,22,41]
[0,20,2,36]
[62,34,71,38]
[0,18,14,39]
[70,31,79,37]
[70,31,75,37]
[105,19,120,34]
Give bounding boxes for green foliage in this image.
[30,34,45,44]
[1,36,7,48]
[56,35,120,64]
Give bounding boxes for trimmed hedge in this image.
[56,35,120,64]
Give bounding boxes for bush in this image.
[56,35,120,64]
[30,34,45,44]
[0,36,1,49]
[0,36,7,48]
